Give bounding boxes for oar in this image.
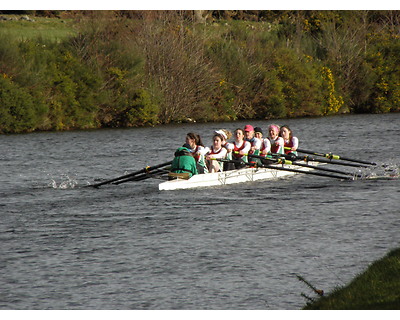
[113,168,170,185]
[292,147,376,166]
[89,161,172,188]
[244,152,367,169]
[216,156,355,180]
[259,163,354,180]
[278,153,370,168]
[221,156,297,168]
[248,153,361,177]
[249,153,364,177]
[217,157,285,167]
[217,158,248,165]
[224,154,291,166]
[291,161,363,178]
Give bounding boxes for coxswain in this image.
[171,147,198,178]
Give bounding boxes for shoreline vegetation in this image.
[302,248,400,309]
[1,10,400,134]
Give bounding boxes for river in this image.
[1,113,399,309]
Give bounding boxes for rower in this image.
[184,132,209,174]
[232,128,251,169]
[244,124,262,156]
[215,129,234,171]
[206,132,228,173]
[280,125,299,156]
[219,129,233,151]
[268,124,284,154]
[253,127,272,165]
[255,127,271,156]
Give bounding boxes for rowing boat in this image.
[158,161,319,191]
[90,147,374,189]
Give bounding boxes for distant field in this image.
[0,15,77,41]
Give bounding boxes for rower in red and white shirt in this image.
[254,127,271,156]
[232,128,251,168]
[268,124,284,154]
[280,125,299,155]
[214,129,234,171]
[206,132,228,173]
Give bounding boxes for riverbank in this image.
[303,248,400,309]
[1,11,400,134]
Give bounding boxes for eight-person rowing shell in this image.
[90,123,380,189]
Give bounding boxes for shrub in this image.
[0,76,47,133]
[251,69,287,119]
[364,33,400,113]
[0,34,22,78]
[273,49,325,117]
[124,89,160,126]
[320,66,345,115]
[43,49,102,130]
[136,19,219,123]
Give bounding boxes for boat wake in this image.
[358,161,400,180]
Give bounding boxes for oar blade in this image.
[89,160,172,188]
[113,168,170,185]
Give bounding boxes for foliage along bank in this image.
[1,11,399,134]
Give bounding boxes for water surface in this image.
[1,113,399,309]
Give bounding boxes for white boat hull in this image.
[159,162,319,191]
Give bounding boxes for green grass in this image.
[0,15,76,42]
[303,248,400,309]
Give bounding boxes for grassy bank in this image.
[303,248,400,309]
[0,14,76,41]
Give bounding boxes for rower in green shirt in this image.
[171,147,198,178]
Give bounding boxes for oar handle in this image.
[216,158,247,164]
[287,147,341,160]
[246,153,293,165]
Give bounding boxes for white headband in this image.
[214,130,227,140]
